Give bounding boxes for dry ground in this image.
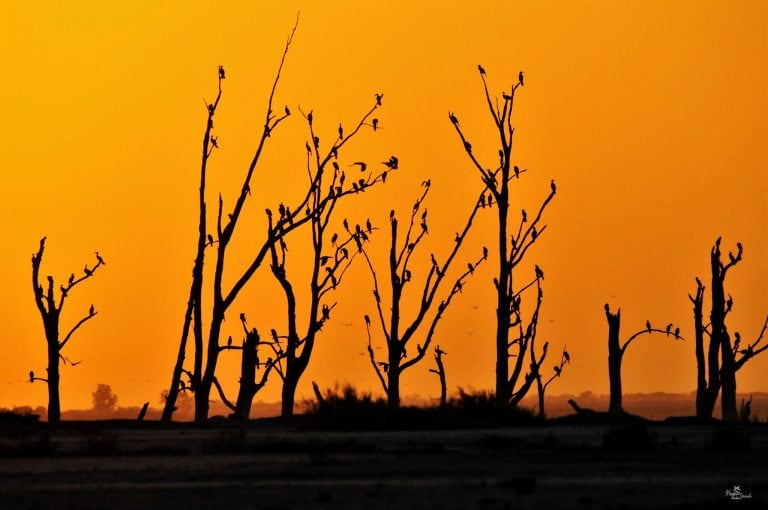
[1,422,766,509]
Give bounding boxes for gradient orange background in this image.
[1,1,765,412]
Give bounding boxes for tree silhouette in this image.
[267,102,390,417]
[363,183,486,408]
[428,345,448,407]
[603,304,682,415]
[690,238,768,422]
[450,66,560,404]
[30,237,104,423]
[92,384,118,413]
[162,22,327,422]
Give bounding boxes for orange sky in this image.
[0,1,765,412]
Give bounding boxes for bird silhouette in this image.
[674,327,680,339]
[68,274,75,285]
[550,179,556,193]
[665,323,672,335]
[449,112,459,125]
[284,106,291,116]
[482,246,488,259]
[531,227,537,240]
[518,71,524,86]
[29,370,34,382]
[207,234,214,246]
[478,64,486,75]
[351,161,367,172]
[95,252,106,266]
[364,314,371,326]
[338,123,344,140]
[331,233,338,244]
[604,303,610,313]
[89,304,95,315]
[503,92,512,101]
[514,165,520,178]
[646,320,652,333]
[218,65,226,80]
[307,110,313,125]
[382,156,399,170]
[464,141,472,153]
[467,262,474,274]
[564,350,570,363]
[535,265,544,280]
[366,219,372,233]
[84,265,92,276]
[554,365,561,376]
[521,209,527,222]
[375,93,383,106]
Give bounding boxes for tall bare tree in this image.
[30,237,105,423]
[450,66,558,404]
[602,304,682,415]
[690,238,768,422]
[267,101,391,417]
[363,183,487,408]
[162,21,327,422]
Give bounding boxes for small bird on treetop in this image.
[518,71,524,86]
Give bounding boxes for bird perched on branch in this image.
[449,112,458,125]
[518,71,524,86]
[375,93,383,106]
[382,156,399,170]
[478,64,486,75]
[364,314,371,326]
[535,265,544,280]
[551,179,556,193]
[218,65,226,80]
[646,320,652,333]
[95,252,106,266]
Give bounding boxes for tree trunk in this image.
[606,308,623,415]
[536,377,545,418]
[495,193,510,405]
[692,288,709,418]
[234,333,259,420]
[46,340,61,423]
[281,374,298,417]
[720,331,738,422]
[386,357,401,409]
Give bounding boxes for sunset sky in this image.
[0,1,765,412]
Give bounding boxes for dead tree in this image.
[691,238,768,422]
[264,101,390,417]
[162,21,328,423]
[450,66,558,404]
[30,237,104,423]
[603,304,682,415]
[429,345,448,407]
[207,313,286,420]
[363,183,487,408]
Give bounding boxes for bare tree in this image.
[690,238,768,422]
[363,183,487,408]
[429,345,448,407]
[603,304,682,415]
[266,102,391,417]
[162,22,337,422]
[450,66,558,404]
[30,237,104,423]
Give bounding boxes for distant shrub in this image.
[303,385,540,430]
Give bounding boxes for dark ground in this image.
[1,420,766,509]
